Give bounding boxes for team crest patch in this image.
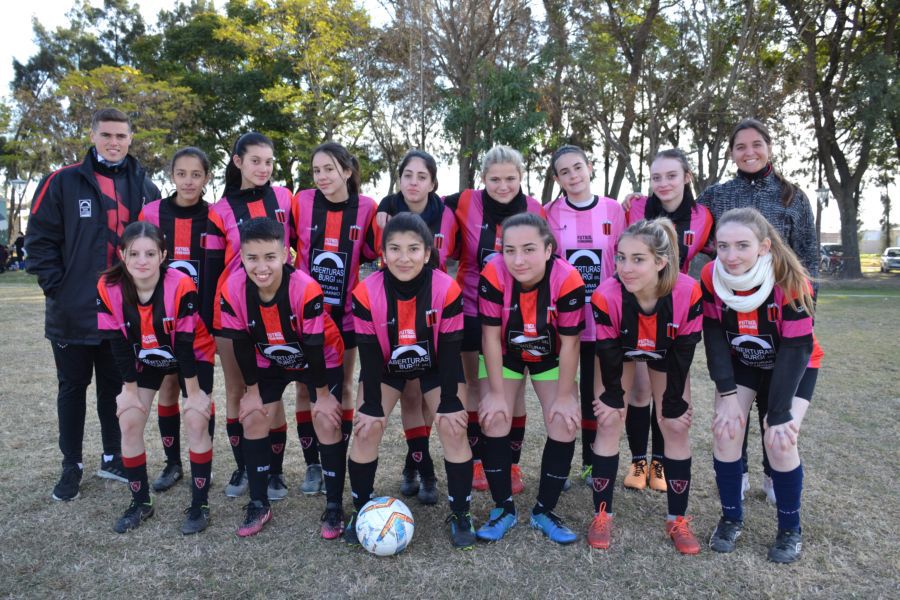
[592,477,610,493]
[272,443,284,454]
[468,436,480,448]
[194,477,207,489]
[162,436,175,448]
[78,199,92,218]
[229,435,240,447]
[510,441,523,451]
[130,481,142,493]
[300,436,314,449]
[669,479,689,494]
[412,451,423,463]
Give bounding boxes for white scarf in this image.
[713,253,775,313]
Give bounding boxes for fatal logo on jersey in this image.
[311,248,349,306]
[726,331,776,369]
[133,344,179,369]
[387,340,433,375]
[257,341,307,370]
[508,330,552,361]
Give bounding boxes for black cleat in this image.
[113,499,154,533]
[52,464,83,501]
[343,511,360,546]
[98,455,128,483]
[152,463,183,492]
[446,511,477,549]
[399,467,419,497]
[709,517,743,553]
[181,504,210,535]
[767,529,802,564]
[417,476,438,505]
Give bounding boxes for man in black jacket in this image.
[26,108,160,501]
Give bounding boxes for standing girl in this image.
[97,222,215,535]
[347,213,475,549]
[477,213,585,544]
[444,145,544,494]
[544,145,626,486]
[291,142,378,494]
[703,207,821,563]
[587,218,703,554]
[204,133,295,500]
[139,147,215,493]
[373,150,459,503]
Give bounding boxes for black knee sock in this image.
[591,452,619,513]
[123,453,150,504]
[348,457,378,511]
[625,404,650,463]
[534,438,575,514]
[404,427,434,478]
[482,435,514,513]
[318,441,347,506]
[663,456,691,517]
[208,410,215,441]
[341,409,354,447]
[467,412,483,461]
[296,411,320,466]
[269,425,287,476]
[226,418,244,471]
[158,405,182,466]
[189,449,212,507]
[510,416,526,465]
[650,404,665,462]
[445,458,474,513]
[242,436,270,505]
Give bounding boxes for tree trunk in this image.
[836,188,862,278]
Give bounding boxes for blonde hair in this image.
[481,144,525,178]
[717,207,815,315]
[620,218,680,297]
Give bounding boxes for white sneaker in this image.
[762,475,776,505]
[740,472,750,501]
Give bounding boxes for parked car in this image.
[820,244,845,276]
[881,247,900,273]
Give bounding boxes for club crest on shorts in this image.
[300,436,314,449]
[130,481,142,493]
[162,436,175,448]
[669,479,689,494]
[274,208,286,223]
[229,435,240,447]
[592,477,610,492]
[412,451,423,463]
[193,477,207,489]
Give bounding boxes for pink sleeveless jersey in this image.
[545,195,625,341]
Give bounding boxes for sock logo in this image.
[342,433,350,442]
[510,441,522,451]
[592,477,610,493]
[229,436,240,447]
[412,451,423,463]
[130,481,142,493]
[271,443,284,454]
[162,436,175,448]
[300,437,313,449]
[193,477,207,489]
[669,479,689,494]
[468,436,479,447]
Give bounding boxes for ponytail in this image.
[619,217,680,297]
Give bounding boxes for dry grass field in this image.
[0,271,898,599]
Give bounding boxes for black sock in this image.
[158,406,181,466]
[189,449,212,507]
[208,410,215,441]
[510,416,526,464]
[348,457,378,511]
[650,404,665,461]
[341,409,354,448]
[405,432,435,479]
[318,441,347,506]
[625,404,650,463]
[445,458,473,513]
[663,456,692,517]
[534,438,575,515]
[296,411,320,466]
[741,418,751,474]
[269,425,287,476]
[123,453,150,504]
[467,412,483,461]
[242,436,270,505]
[591,452,619,513]
[579,343,597,467]
[226,418,244,471]
[482,435,514,513]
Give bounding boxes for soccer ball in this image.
[356,496,415,556]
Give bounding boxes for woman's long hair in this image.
[100,221,166,308]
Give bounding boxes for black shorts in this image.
[381,362,466,394]
[340,327,356,350]
[258,366,345,405]
[461,314,481,353]
[135,361,214,396]
[733,361,817,404]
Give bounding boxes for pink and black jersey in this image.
[292,188,377,330]
[97,268,216,378]
[627,195,713,273]
[545,194,625,342]
[373,192,459,271]
[203,184,294,329]
[139,195,210,297]
[445,189,545,317]
[479,255,585,370]
[700,261,822,425]
[591,273,702,417]
[352,268,463,375]
[217,264,343,372]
